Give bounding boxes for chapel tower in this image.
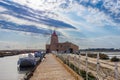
[50,31,58,45]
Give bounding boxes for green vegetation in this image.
[57,55,96,80]
[111,56,119,62]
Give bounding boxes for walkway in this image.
[30,54,76,80]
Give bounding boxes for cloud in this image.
[0,0,120,50]
[71,35,120,49]
[56,1,120,35]
[57,0,120,23]
[0,0,76,33]
[1,0,119,33]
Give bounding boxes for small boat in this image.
[17,53,36,68]
[34,52,42,58]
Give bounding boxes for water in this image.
[103,52,120,58]
[94,52,120,58]
[0,55,30,80]
[81,51,120,58]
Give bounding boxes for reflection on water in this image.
[0,55,32,80]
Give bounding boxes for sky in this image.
[0,0,120,50]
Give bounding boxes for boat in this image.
[17,53,36,68]
[34,51,42,58]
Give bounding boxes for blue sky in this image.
[0,0,120,50]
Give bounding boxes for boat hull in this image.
[20,60,35,68]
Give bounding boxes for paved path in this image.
[30,54,76,80]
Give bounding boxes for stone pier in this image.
[30,54,80,80]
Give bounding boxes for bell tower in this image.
[50,31,58,45]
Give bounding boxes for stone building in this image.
[46,31,79,53]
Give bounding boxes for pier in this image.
[30,54,83,80]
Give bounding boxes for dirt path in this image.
[30,54,76,80]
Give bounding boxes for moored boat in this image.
[17,53,36,68]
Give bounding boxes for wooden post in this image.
[115,62,118,80]
[86,52,88,80]
[78,53,81,75]
[96,52,100,80]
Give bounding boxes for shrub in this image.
[99,53,109,60]
[111,56,119,62]
[81,53,109,60]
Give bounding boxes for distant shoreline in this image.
[80,50,120,52]
[0,49,45,57]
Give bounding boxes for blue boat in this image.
[17,53,36,68]
[34,52,42,58]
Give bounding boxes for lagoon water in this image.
[103,52,120,58]
[81,51,120,58]
[0,55,29,80]
[86,51,120,58]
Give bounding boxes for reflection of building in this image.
[46,31,79,53]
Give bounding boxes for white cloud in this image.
[12,0,62,11]
[90,0,101,5]
[0,7,7,12]
[72,35,120,49]
[103,0,120,16]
